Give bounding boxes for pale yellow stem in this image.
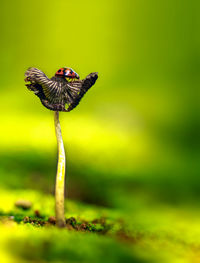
[54,111,66,227]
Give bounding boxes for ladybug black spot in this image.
[58,70,61,73]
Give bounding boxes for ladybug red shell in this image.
[55,67,80,79]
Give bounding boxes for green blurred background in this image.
[0,0,200,262]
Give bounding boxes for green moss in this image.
[0,187,200,263]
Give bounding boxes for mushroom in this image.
[25,67,98,227]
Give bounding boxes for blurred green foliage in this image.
[0,0,200,262]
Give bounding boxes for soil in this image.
[21,215,114,234]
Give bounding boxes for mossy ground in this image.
[1,188,200,263]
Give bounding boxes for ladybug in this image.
[55,67,80,80]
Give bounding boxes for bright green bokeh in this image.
[0,0,200,262]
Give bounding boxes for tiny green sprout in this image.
[25,67,98,227]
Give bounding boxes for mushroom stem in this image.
[54,111,66,227]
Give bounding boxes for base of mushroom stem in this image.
[56,218,66,228]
